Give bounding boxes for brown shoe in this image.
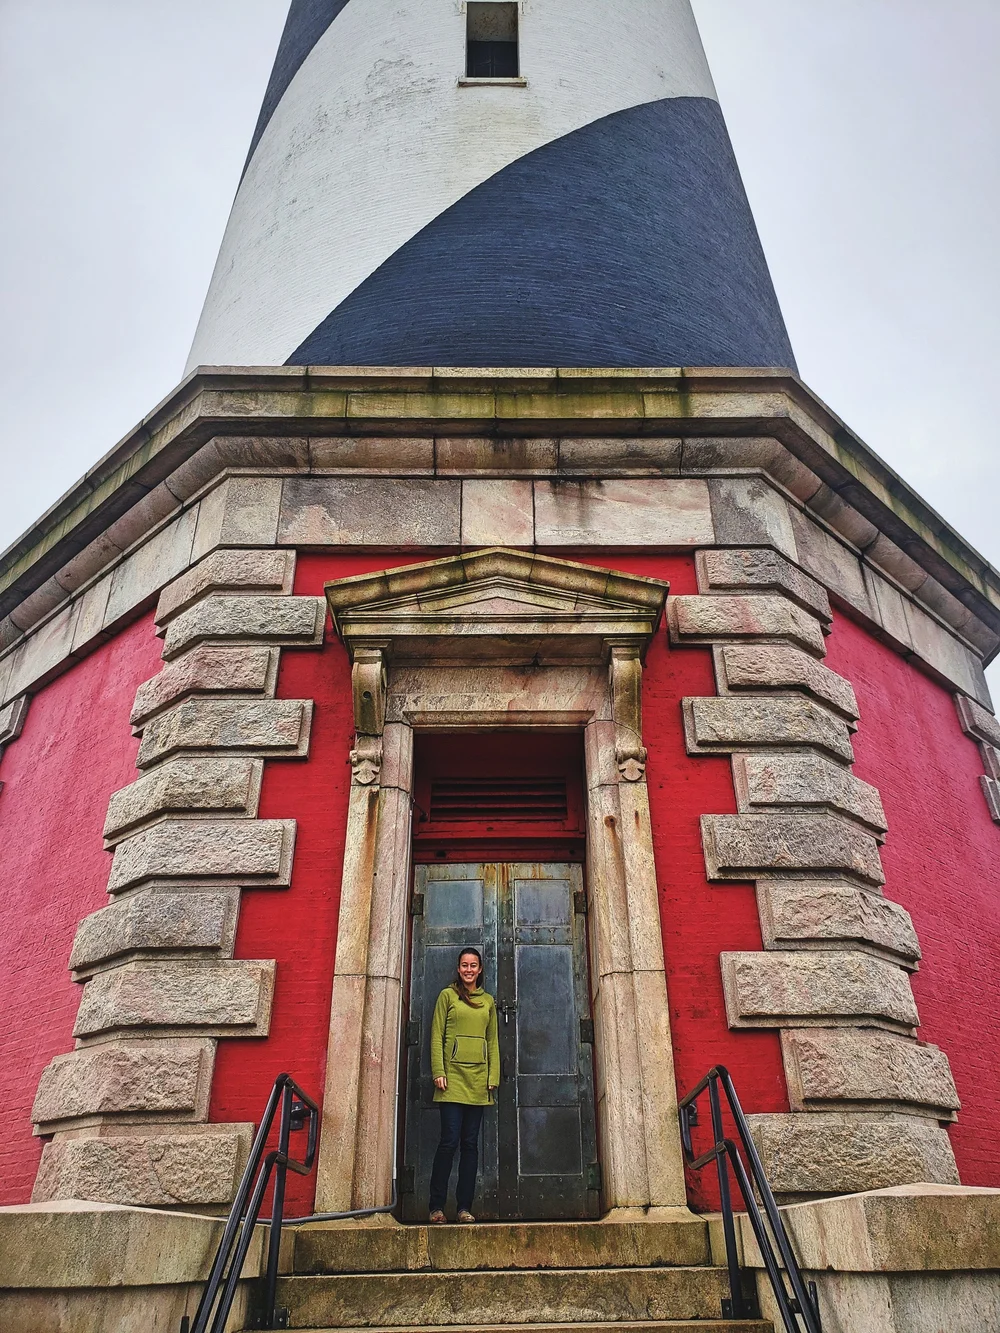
[429,1210,447,1225]
[456,1210,476,1224]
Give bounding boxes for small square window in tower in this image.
[467,2,519,79]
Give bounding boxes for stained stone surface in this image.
[162,595,324,658]
[69,889,240,974]
[757,880,921,965]
[32,1128,252,1206]
[670,594,826,656]
[103,757,262,842]
[107,818,295,893]
[72,959,275,1039]
[747,1113,959,1195]
[721,949,919,1030]
[155,548,295,625]
[32,1039,214,1128]
[684,695,854,762]
[697,547,831,622]
[718,643,859,721]
[782,1028,960,1116]
[734,753,887,833]
[136,698,311,766]
[956,694,1000,749]
[702,812,885,885]
[130,644,278,727]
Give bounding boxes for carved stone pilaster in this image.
[609,643,647,782]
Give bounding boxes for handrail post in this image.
[709,1074,748,1319]
[263,1082,293,1329]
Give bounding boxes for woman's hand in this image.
[434,1076,447,1091]
[488,1085,498,1093]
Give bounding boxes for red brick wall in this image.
[824,612,1000,1186]
[0,611,163,1204]
[208,553,788,1213]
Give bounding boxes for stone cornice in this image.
[2,367,998,649]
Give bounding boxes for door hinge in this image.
[400,1165,415,1195]
[580,1018,595,1045]
[410,893,424,916]
[586,1162,602,1191]
[573,890,588,915]
[406,1020,420,1046]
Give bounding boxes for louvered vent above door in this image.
[430,778,568,824]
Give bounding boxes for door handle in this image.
[498,1001,518,1025]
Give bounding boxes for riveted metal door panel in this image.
[497,863,599,1220]
[404,862,597,1221]
[402,864,499,1221]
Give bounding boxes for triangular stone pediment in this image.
[325,549,667,664]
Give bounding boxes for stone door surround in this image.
[316,548,689,1214]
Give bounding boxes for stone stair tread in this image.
[291,1326,772,1332]
[277,1265,734,1328]
[291,1324,773,1332]
[293,1219,710,1274]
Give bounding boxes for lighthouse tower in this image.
[1,3,999,1328]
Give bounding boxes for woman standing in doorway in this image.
[428,948,500,1224]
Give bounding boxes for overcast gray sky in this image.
[1,0,997,693]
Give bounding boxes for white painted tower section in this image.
[187,0,717,371]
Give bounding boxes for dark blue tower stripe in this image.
[244,0,353,177]
[288,98,796,371]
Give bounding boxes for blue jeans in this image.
[429,1104,485,1213]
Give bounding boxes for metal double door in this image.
[403,862,599,1221]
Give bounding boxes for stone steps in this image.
[292,1220,711,1275]
[294,1324,772,1333]
[274,1265,742,1328]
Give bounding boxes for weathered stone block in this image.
[460,480,534,546]
[136,698,311,767]
[757,880,921,967]
[670,595,826,656]
[277,476,462,546]
[781,1028,959,1118]
[155,548,295,625]
[733,753,887,834]
[533,478,714,547]
[746,1113,959,1197]
[104,758,263,842]
[32,1039,215,1130]
[706,477,797,559]
[557,436,682,474]
[789,505,873,618]
[131,644,279,727]
[69,889,240,974]
[216,476,283,547]
[720,950,919,1032]
[4,600,81,699]
[980,744,1000,782]
[956,694,1000,750]
[437,436,558,474]
[718,643,859,722]
[981,777,1000,824]
[103,507,200,627]
[0,695,29,744]
[107,819,295,893]
[73,959,276,1038]
[32,1126,253,1206]
[162,595,324,659]
[684,696,854,763]
[697,548,831,623]
[703,813,885,885]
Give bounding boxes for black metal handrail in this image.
[679,1066,823,1333]
[182,1073,320,1333]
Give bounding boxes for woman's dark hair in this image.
[451,948,485,1007]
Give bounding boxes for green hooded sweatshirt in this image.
[430,985,500,1106]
